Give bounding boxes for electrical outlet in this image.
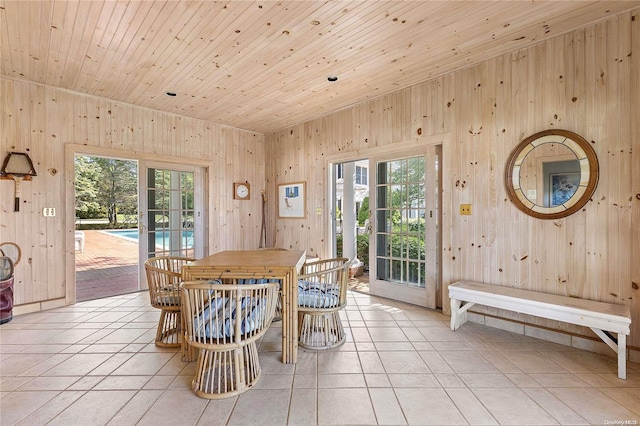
[460,204,472,215]
[43,207,56,217]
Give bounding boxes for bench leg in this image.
[450,298,467,330]
[618,333,626,380]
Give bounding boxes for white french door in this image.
[368,146,440,308]
[138,162,205,285]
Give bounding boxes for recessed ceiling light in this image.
[327,76,338,82]
[166,92,177,96]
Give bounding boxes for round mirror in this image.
[505,129,598,219]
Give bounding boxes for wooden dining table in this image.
[181,249,306,364]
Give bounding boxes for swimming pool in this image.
[103,229,194,249]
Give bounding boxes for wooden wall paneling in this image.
[590,19,611,303]
[392,89,410,143]
[613,13,633,307]
[422,80,435,136]
[462,66,478,284]
[581,23,599,300]
[63,142,75,304]
[0,81,14,243]
[479,59,499,287]
[440,93,457,311]
[604,16,623,305]
[55,88,75,301]
[353,102,369,149]
[123,103,136,153]
[530,42,549,294]
[304,121,320,256]
[152,107,164,155]
[510,48,530,291]
[442,74,455,135]
[29,83,43,302]
[494,54,514,288]
[12,81,32,303]
[564,30,588,299]
[207,125,221,254]
[52,136,65,303]
[409,82,425,137]
[111,101,123,150]
[382,93,398,145]
[96,97,108,149]
[630,8,640,348]
[466,65,481,284]
[439,75,455,305]
[431,79,443,136]
[74,89,89,145]
[447,71,464,285]
[591,19,613,302]
[31,83,52,301]
[131,104,144,153]
[550,35,569,296]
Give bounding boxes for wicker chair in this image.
[297,257,350,350]
[144,256,195,347]
[182,280,279,399]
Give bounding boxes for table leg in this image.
[281,271,298,363]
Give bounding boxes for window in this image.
[356,166,368,185]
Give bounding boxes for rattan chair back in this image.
[144,256,195,347]
[298,257,350,349]
[182,280,279,398]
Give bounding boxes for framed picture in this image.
[549,172,581,206]
[278,181,306,218]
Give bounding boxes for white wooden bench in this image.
[448,281,632,379]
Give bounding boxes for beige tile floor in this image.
[1,290,639,426]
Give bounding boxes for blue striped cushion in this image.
[238,278,281,286]
[298,280,340,308]
[193,293,268,339]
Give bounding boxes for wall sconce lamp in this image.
[1,152,37,212]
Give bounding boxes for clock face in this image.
[234,183,250,199]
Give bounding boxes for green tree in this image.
[93,158,137,225]
[74,156,102,219]
[357,196,369,226]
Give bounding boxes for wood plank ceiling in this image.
[1,0,638,134]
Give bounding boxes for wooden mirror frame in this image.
[505,129,599,220]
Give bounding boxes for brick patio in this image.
[75,230,140,301]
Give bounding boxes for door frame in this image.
[325,134,448,307]
[65,144,209,305]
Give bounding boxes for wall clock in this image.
[234,182,250,200]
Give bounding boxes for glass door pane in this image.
[144,168,196,258]
[374,156,426,287]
